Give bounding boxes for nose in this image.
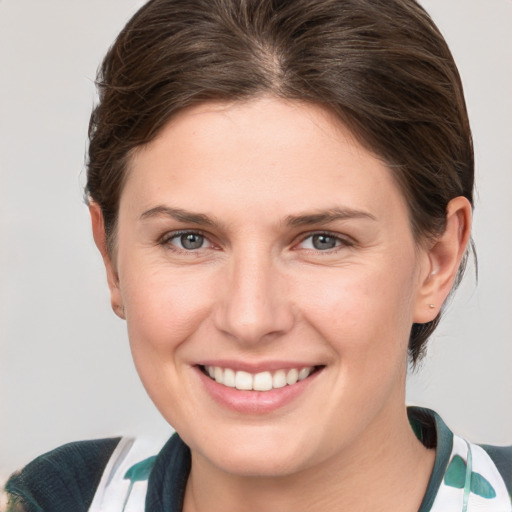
[213,249,295,345]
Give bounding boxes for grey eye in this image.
[179,233,204,250]
[311,234,338,250]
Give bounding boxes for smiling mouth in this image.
[199,365,323,391]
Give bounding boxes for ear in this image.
[89,202,125,320]
[414,196,472,323]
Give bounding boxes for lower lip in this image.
[196,367,322,414]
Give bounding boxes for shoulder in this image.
[91,434,183,511]
[439,435,512,511]
[4,437,120,512]
[479,443,512,496]
[408,407,512,512]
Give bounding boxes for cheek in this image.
[119,264,217,425]
[296,261,418,357]
[120,263,213,354]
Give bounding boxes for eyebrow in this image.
[140,205,376,228]
[140,206,218,227]
[285,208,376,227]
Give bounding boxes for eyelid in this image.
[159,229,215,250]
[158,229,353,253]
[294,231,354,251]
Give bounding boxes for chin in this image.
[210,445,310,478]
[187,424,318,478]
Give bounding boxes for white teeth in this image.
[253,371,273,391]
[203,365,316,391]
[286,368,299,385]
[272,370,287,389]
[235,371,253,390]
[298,368,311,381]
[223,368,236,388]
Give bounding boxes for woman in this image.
[4,0,511,511]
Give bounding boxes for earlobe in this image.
[89,202,125,320]
[413,196,472,324]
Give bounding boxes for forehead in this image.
[123,97,408,224]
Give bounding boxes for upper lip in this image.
[195,360,323,373]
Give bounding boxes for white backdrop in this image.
[1,0,511,478]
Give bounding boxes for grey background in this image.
[1,0,511,479]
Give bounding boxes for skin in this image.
[91,97,471,511]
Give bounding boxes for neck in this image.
[183,405,435,512]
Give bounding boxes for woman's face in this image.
[107,97,434,476]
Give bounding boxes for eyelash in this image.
[159,230,213,252]
[297,231,353,253]
[159,230,353,253]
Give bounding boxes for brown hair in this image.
[86,0,474,363]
